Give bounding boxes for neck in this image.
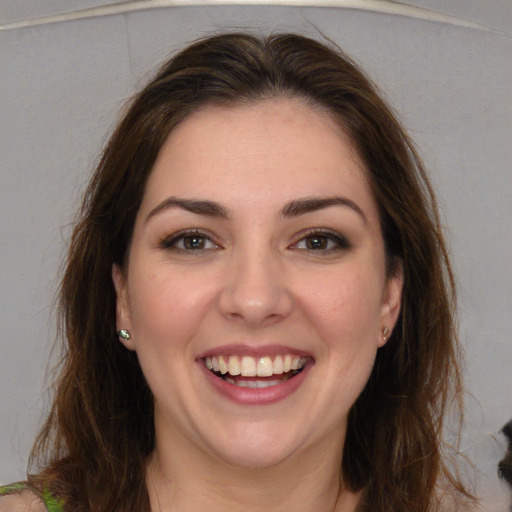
[146,428,361,512]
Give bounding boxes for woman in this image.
[0,32,475,511]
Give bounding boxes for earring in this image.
[382,326,390,342]
[118,329,131,341]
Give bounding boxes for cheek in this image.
[127,265,217,349]
[300,268,384,343]
[298,266,384,394]
[125,268,217,401]
[303,271,383,411]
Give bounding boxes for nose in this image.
[218,246,293,327]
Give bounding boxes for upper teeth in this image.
[204,355,307,377]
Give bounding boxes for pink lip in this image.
[197,358,314,405]
[196,344,313,359]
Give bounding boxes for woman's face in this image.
[113,98,402,469]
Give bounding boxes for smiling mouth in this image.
[203,355,309,388]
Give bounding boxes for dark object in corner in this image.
[499,419,512,487]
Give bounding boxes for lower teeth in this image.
[221,370,300,388]
[225,378,283,388]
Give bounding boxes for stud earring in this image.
[118,329,131,341]
[382,326,390,342]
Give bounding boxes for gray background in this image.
[1,1,511,509]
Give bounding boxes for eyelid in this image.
[289,228,351,251]
[159,229,221,251]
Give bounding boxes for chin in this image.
[214,443,297,470]
[201,419,325,471]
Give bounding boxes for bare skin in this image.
[113,98,401,511]
[145,422,362,512]
[0,491,47,512]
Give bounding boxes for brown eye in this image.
[305,236,329,250]
[292,229,350,252]
[160,230,219,252]
[182,235,207,250]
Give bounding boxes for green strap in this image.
[40,487,65,512]
[0,483,29,495]
[0,483,65,512]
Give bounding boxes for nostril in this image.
[219,290,293,326]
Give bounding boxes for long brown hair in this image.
[29,32,474,511]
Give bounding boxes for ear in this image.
[378,261,403,347]
[112,263,135,350]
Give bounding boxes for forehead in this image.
[140,97,377,219]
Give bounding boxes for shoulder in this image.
[0,490,47,512]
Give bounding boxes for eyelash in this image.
[159,229,220,252]
[158,228,350,254]
[291,228,351,252]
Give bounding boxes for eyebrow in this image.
[145,197,229,223]
[145,195,366,223]
[281,196,366,223]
